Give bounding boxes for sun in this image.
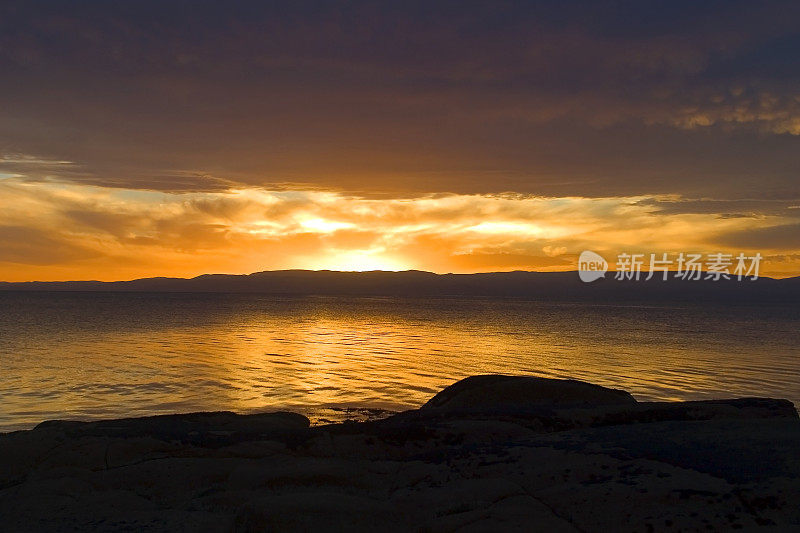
[316,251,409,272]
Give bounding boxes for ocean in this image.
[1,291,798,431]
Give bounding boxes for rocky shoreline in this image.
[1,375,798,531]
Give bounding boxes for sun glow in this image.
[315,251,409,272]
[298,217,355,233]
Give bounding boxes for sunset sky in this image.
[1,1,799,280]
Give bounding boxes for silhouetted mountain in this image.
[1,270,799,304]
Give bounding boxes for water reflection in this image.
[0,292,798,431]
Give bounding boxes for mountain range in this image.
[2,270,799,304]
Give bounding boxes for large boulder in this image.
[421,375,636,411]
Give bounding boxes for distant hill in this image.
[1,270,799,304]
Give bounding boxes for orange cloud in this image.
[0,178,799,281]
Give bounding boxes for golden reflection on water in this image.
[1,293,798,431]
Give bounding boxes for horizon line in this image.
[1,268,798,284]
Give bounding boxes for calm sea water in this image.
[0,292,798,432]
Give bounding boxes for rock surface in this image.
[421,374,637,411]
[0,375,798,532]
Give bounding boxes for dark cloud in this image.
[0,225,98,264]
[0,1,798,198]
[717,223,800,250]
[636,198,800,218]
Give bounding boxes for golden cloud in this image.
[0,178,798,281]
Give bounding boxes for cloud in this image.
[0,225,98,265]
[1,2,799,279]
[0,1,799,198]
[635,198,800,218]
[717,223,800,250]
[1,178,798,280]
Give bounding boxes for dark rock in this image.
[584,398,798,427]
[421,374,636,411]
[34,411,310,448]
[2,376,799,531]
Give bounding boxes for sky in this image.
[1,0,799,280]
